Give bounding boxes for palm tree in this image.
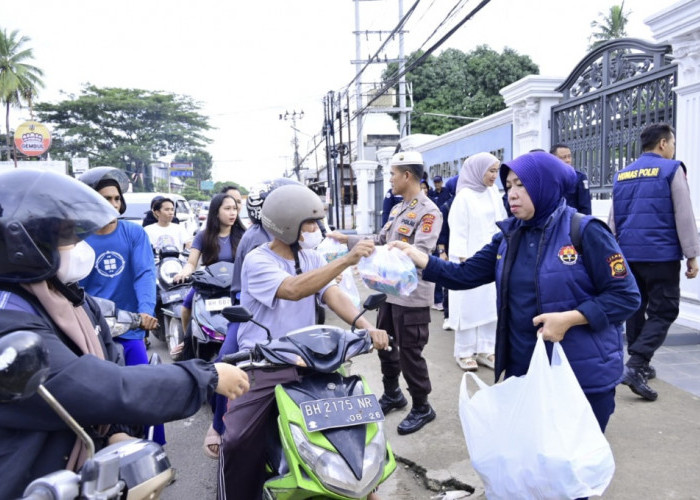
[588,2,631,51]
[0,28,44,164]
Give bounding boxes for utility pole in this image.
[279,110,304,181]
[353,0,412,157]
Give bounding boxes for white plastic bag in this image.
[357,246,418,297]
[459,336,615,500]
[316,237,349,262]
[338,268,361,308]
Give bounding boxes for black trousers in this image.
[625,260,681,367]
[377,302,432,406]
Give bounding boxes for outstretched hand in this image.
[387,241,429,269]
[345,239,375,265]
[326,231,349,245]
[213,363,250,400]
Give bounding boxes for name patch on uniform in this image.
[558,245,579,265]
[606,253,628,278]
[421,214,435,233]
[400,218,416,226]
[407,211,417,219]
[616,167,660,181]
[398,225,412,235]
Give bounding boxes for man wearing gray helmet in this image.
[218,183,389,500]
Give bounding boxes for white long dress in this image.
[446,185,507,358]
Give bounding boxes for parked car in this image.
[122,192,199,236]
[197,201,210,224]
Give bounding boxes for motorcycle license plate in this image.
[205,297,232,311]
[300,394,384,432]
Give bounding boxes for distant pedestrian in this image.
[550,143,592,215]
[447,153,506,371]
[436,175,458,329]
[610,123,700,401]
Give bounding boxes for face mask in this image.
[298,229,323,250]
[56,241,96,284]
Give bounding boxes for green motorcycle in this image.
[222,293,396,499]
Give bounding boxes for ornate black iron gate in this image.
[551,39,677,197]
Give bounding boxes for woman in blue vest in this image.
[392,151,640,431]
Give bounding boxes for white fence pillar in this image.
[352,160,379,234]
[500,76,564,158]
[376,147,394,194]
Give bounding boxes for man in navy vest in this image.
[611,123,700,401]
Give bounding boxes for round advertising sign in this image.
[14,120,52,156]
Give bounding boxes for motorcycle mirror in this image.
[222,306,253,323]
[0,331,50,403]
[362,293,387,311]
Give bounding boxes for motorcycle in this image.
[221,293,396,499]
[149,245,190,354]
[189,260,234,361]
[0,330,174,499]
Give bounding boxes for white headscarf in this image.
[456,152,500,194]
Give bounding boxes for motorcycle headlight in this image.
[289,422,386,498]
[159,259,183,286]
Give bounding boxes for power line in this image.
[353,0,492,120]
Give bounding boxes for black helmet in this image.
[246,177,300,225]
[261,184,325,245]
[0,169,118,283]
[78,166,130,215]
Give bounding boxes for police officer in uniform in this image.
[611,123,700,401]
[329,150,443,435]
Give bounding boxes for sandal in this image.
[456,357,478,372]
[476,353,495,370]
[203,424,221,460]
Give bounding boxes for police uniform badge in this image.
[408,199,418,208]
[407,211,417,219]
[398,225,411,235]
[606,253,628,278]
[558,245,578,265]
[421,214,435,233]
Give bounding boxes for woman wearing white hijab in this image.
[448,152,507,371]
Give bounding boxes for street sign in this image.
[200,180,214,190]
[170,170,193,177]
[170,162,193,171]
[14,121,52,156]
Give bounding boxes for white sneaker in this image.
[431,303,444,311]
[442,319,454,331]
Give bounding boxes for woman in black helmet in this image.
[0,169,250,499]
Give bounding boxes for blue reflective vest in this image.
[495,205,624,393]
[613,152,683,262]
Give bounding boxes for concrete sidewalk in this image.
[332,302,700,499]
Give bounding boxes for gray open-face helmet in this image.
[246,177,301,225]
[261,184,325,245]
[78,166,130,215]
[0,169,118,283]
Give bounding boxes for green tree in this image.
[213,180,248,195]
[589,2,631,50]
[180,178,208,201]
[35,85,211,191]
[0,28,44,162]
[383,46,538,135]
